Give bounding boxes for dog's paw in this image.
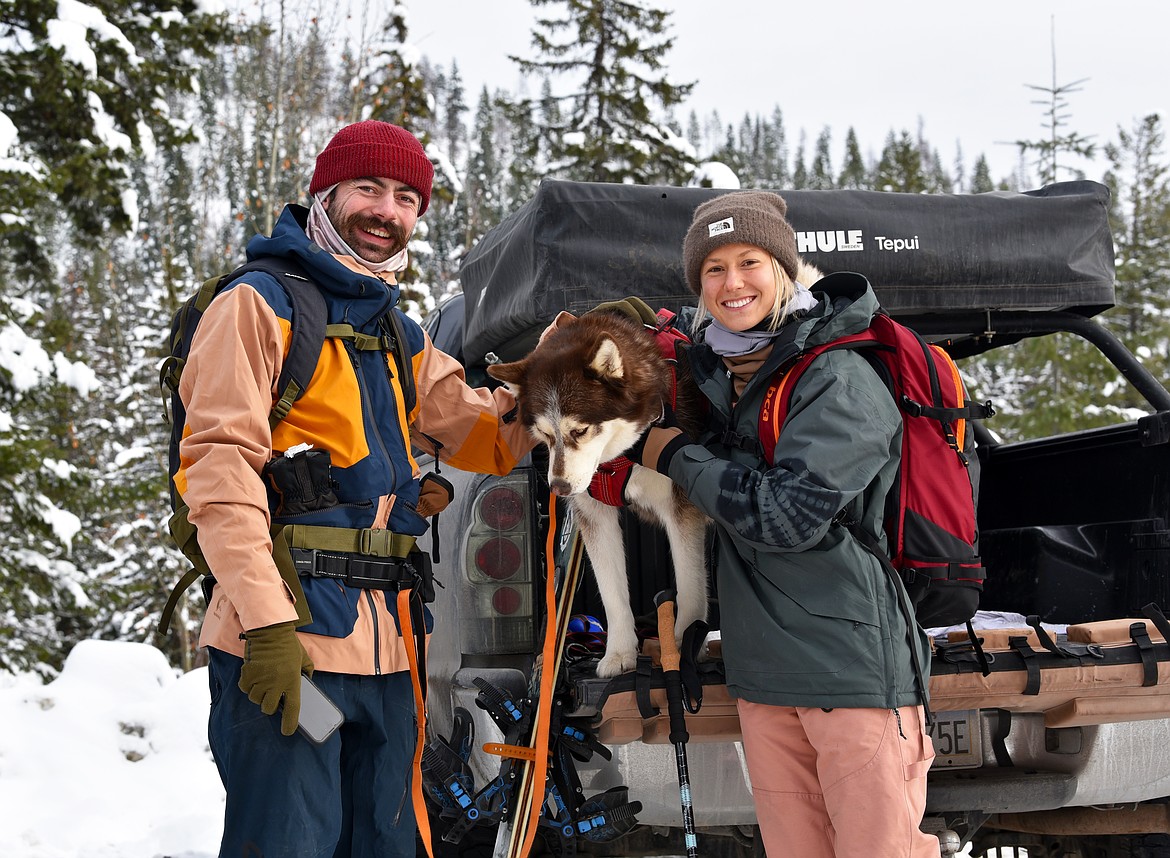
[595,648,638,678]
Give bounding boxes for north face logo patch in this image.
[707,217,734,237]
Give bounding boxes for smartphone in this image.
[297,673,344,744]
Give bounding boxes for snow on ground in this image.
[0,639,976,857]
[0,640,223,858]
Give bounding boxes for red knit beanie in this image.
[309,120,435,214]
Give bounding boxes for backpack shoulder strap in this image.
[384,308,418,416]
[211,257,329,430]
[250,258,327,428]
[757,330,881,465]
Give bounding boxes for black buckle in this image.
[347,556,414,590]
[291,547,415,591]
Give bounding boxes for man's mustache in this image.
[353,216,406,245]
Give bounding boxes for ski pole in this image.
[655,589,698,858]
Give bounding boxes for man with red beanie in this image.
[175,120,534,857]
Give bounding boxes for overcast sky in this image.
[404,0,1168,187]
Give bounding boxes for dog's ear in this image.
[587,335,624,381]
[487,359,527,392]
[538,310,576,345]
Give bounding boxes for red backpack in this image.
[758,275,994,629]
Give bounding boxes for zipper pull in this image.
[893,707,907,740]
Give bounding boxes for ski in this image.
[492,493,586,858]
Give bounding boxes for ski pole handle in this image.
[654,589,697,858]
[654,589,688,746]
[654,589,681,673]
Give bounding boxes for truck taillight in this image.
[476,537,523,579]
[463,474,534,652]
[492,586,523,615]
[481,486,524,530]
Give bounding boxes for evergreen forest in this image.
[2,0,1169,675]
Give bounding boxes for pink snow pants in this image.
[737,701,941,858]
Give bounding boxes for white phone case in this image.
[297,674,344,743]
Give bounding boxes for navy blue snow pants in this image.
[207,648,417,858]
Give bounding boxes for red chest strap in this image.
[588,313,686,507]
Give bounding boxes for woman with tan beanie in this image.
[631,191,940,857]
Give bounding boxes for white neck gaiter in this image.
[703,283,819,357]
[305,188,409,275]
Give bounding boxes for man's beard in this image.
[331,210,408,263]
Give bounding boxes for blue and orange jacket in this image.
[177,205,534,674]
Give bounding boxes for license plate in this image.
[927,709,982,769]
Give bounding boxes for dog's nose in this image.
[550,479,572,496]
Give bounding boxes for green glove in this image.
[239,621,314,736]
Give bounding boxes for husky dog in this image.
[488,311,709,678]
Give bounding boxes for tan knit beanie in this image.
[682,191,799,295]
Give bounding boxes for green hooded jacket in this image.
[670,275,931,709]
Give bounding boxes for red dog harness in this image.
[587,310,689,507]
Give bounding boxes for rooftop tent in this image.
[458,179,1115,367]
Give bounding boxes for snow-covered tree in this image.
[0,0,231,264]
[0,0,232,675]
[838,128,868,189]
[512,0,695,185]
[808,127,834,190]
[1104,115,1170,404]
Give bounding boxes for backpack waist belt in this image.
[285,523,417,557]
[286,524,419,590]
[292,549,415,590]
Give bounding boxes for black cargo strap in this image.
[1143,602,1170,645]
[967,620,992,676]
[934,636,997,672]
[635,656,658,719]
[680,620,709,714]
[1130,623,1159,687]
[991,709,1014,768]
[1009,635,1042,695]
[1027,615,1104,660]
[899,396,995,423]
[293,548,416,590]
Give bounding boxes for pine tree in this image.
[737,114,762,186]
[924,147,954,194]
[443,62,470,169]
[970,155,996,194]
[0,0,233,674]
[952,143,967,193]
[760,107,789,188]
[874,130,927,193]
[791,132,808,189]
[364,4,433,131]
[0,238,103,673]
[0,0,232,266]
[964,118,1166,442]
[686,111,702,155]
[512,0,695,185]
[499,93,543,210]
[1103,115,1170,407]
[808,127,835,190]
[713,123,747,181]
[838,128,868,189]
[1013,20,1095,185]
[356,6,443,314]
[464,88,508,245]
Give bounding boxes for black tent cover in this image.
[458,179,1114,367]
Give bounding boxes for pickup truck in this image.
[416,179,1170,858]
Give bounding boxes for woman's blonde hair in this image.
[690,254,798,337]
